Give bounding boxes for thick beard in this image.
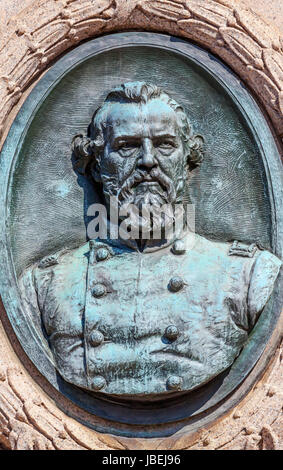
[119,168,176,206]
[117,168,178,239]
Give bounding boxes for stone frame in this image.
[0,0,282,450]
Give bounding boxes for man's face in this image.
[98,98,188,210]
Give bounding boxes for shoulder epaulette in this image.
[229,241,258,258]
[38,254,59,269]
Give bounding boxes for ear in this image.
[187,134,205,171]
[72,133,96,176]
[90,158,102,183]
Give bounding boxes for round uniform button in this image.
[168,276,184,292]
[92,376,106,391]
[89,330,104,346]
[164,325,179,341]
[96,248,109,262]
[92,284,107,298]
[171,240,186,255]
[167,375,183,391]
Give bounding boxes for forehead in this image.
[104,99,179,137]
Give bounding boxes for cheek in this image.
[100,149,137,184]
[158,149,186,180]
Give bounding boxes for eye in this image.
[159,141,174,148]
[119,142,137,150]
[155,139,176,150]
[116,140,140,156]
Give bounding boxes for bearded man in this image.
[19,82,281,398]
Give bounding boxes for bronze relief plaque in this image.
[0,33,282,437]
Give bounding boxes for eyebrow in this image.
[113,135,141,142]
[152,133,177,139]
[113,133,177,142]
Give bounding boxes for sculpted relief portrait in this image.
[0,33,282,437]
[18,80,281,397]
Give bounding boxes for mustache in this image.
[118,167,176,204]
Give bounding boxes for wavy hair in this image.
[72,81,204,178]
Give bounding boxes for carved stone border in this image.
[0,0,282,450]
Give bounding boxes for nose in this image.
[138,139,157,169]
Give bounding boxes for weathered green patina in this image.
[0,34,282,437]
[19,82,281,397]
